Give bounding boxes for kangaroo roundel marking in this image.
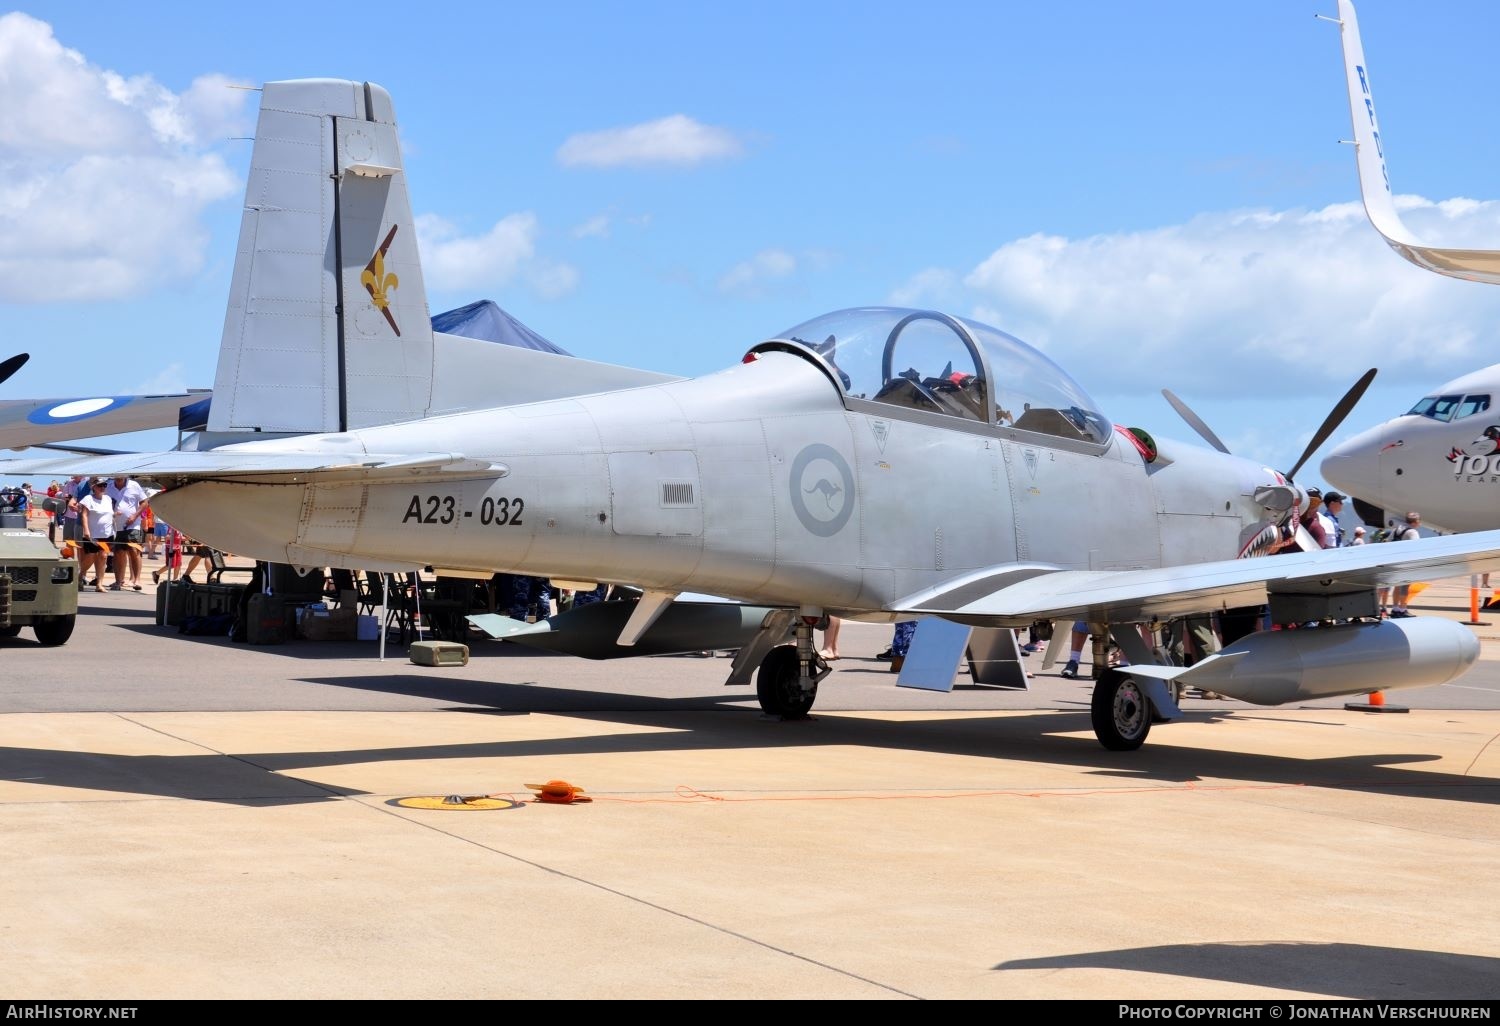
[790,443,854,537]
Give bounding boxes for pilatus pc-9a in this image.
[11,78,1500,752]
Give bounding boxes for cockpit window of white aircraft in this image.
[1406,393,1464,420]
[1456,394,1491,419]
[775,307,1111,446]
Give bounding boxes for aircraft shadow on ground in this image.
[115,622,588,660]
[91,607,166,621]
[3,674,1496,806]
[996,942,1500,1000]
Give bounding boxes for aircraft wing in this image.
[1335,0,1500,285]
[0,393,209,451]
[0,449,502,483]
[895,529,1500,626]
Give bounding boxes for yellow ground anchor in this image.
[391,794,525,811]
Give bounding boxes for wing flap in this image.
[896,530,1500,626]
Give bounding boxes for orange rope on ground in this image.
[580,781,1319,804]
[545,777,1498,805]
[1461,733,1500,778]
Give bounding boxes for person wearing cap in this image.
[1351,525,1367,546]
[75,478,114,593]
[1298,488,1330,550]
[1320,491,1347,547]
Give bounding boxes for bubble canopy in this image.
[763,307,1111,446]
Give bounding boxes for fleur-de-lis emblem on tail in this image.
[361,224,402,336]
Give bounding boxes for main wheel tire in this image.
[756,645,817,719]
[33,615,75,647]
[0,624,22,639]
[1090,668,1151,751]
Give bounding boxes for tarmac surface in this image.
[3,558,1499,1001]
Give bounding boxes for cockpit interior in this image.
[761,306,1112,447]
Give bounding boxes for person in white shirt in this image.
[105,475,150,591]
[76,479,114,593]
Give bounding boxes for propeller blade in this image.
[1161,388,1230,454]
[1284,367,1377,482]
[0,353,29,387]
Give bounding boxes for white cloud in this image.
[131,362,191,395]
[0,13,250,302]
[526,261,580,300]
[718,249,796,296]
[888,268,961,307]
[558,114,743,168]
[416,212,578,299]
[942,196,1500,398]
[572,214,611,239]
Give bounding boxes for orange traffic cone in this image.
[1345,689,1407,713]
[1464,576,1492,626]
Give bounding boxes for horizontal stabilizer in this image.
[0,448,504,484]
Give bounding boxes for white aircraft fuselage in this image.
[153,350,1283,618]
[1322,363,1500,534]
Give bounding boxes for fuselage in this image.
[153,349,1286,615]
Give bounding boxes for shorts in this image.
[153,523,169,538]
[114,529,144,545]
[62,519,81,542]
[192,544,212,557]
[80,540,105,555]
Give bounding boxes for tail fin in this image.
[211,79,434,434]
[1332,0,1500,285]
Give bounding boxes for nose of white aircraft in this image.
[1320,424,1387,502]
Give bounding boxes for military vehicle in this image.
[0,527,78,646]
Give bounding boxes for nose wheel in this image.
[1090,668,1152,751]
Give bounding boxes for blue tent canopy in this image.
[179,301,569,431]
[430,300,570,355]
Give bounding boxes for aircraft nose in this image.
[1320,425,1385,500]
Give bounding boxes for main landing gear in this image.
[1090,668,1152,751]
[755,617,831,719]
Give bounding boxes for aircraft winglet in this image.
[1333,0,1500,284]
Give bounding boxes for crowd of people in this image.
[39,474,218,593]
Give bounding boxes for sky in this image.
[4,0,1500,488]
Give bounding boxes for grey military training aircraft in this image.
[9,75,1500,752]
